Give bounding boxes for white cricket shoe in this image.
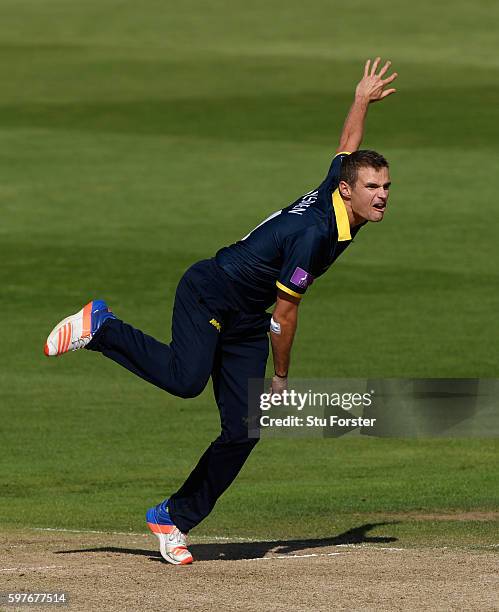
[146,503,193,565]
[44,299,115,357]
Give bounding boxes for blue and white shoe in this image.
[146,501,193,565]
[44,300,115,357]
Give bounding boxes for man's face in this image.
[347,166,391,223]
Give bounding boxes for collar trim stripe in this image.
[332,189,352,242]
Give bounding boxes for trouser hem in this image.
[85,318,117,351]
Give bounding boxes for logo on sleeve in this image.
[290,267,314,289]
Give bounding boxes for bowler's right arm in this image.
[337,57,398,153]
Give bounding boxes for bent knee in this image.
[169,378,207,399]
[166,358,211,398]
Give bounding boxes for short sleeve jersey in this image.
[215,153,365,311]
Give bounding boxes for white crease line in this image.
[243,552,346,562]
[0,565,66,572]
[336,544,405,551]
[31,527,263,542]
[33,527,147,537]
[29,528,408,551]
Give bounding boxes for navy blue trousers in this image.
[88,259,270,532]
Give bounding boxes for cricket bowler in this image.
[43,58,397,565]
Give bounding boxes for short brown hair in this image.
[339,150,389,186]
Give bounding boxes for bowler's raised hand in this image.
[355,58,398,103]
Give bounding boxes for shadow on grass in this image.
[55,521,399,562]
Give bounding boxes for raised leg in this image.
[87,266,222,398]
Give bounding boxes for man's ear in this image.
[339,180,352,200]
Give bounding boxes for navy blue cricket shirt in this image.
[215,152,365,311]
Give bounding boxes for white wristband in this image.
[270,317,281,335]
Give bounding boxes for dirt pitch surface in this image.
[1,530,497,611]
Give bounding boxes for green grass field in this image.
[0,0,497,550]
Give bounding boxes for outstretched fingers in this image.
[382,71,398,86]
[380,88,397,99]
[358,57,398,103]
[378,60,392,78]
[370,57,381,76]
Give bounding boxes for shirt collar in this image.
[332,189,352,242]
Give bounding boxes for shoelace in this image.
[167,527,187,546]
[71,336,91,351]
